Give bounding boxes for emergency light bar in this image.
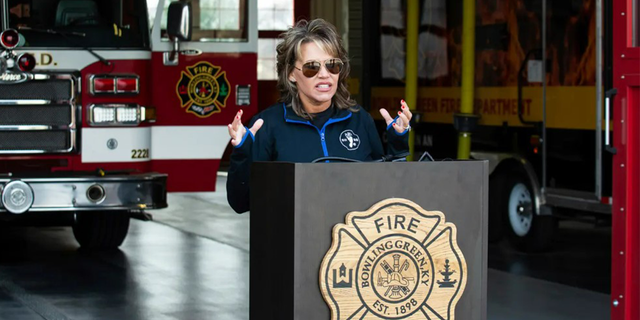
[90,75,139,95]
[17,53,36,72]
[89,104,147,126]
[0,29,19,49]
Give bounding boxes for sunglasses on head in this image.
[294,58,344,78]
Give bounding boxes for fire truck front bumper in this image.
[0,173,167,214]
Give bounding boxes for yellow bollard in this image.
[457,0,477,159]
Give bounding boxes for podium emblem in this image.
[320,198,467,320]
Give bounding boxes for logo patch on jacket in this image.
[340,130,360,151]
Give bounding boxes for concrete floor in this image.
[0,175,610,320]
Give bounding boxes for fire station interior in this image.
[1,0,634,319]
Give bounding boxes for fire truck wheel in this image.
[501,174,557,252]
[72,211,130,250]
[488,174,505,242]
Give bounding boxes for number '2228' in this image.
[131,149,149,159]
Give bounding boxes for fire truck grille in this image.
[0,105,72,126]
[0,131,71,151]
[0,79,73,101]
[0,74,76,153]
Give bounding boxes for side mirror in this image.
[167,1,192,41]
[165,1,192,65]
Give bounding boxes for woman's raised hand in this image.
[228,109,264,147]
[380,99,413,133]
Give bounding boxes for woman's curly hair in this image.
[276,19,357,119]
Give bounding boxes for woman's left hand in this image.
[380,99,413,133]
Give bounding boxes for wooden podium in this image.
[250,161,487,320]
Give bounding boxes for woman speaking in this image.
[226,19,412,213]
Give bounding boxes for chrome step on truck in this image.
[0,173,167,249]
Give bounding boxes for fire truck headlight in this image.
[1,181,34,214]
[116,106,140,124]
[90,106,116,124]
[89,104,143,126]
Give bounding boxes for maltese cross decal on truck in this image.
[176,61,230,118]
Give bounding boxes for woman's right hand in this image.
[228,109,264,147]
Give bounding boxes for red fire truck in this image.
[359,0,626,252]
[0,0,257,249]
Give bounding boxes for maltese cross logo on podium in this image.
[320,198,468,320]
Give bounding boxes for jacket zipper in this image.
[284,105,352,159]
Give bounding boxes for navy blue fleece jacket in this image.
[226,102,409,213]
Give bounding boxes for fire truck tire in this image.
[501,174,557,252]
[72,211,130,250]
[488,174,506,242]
